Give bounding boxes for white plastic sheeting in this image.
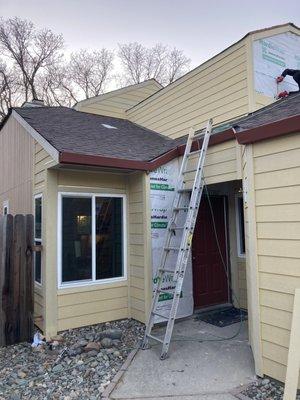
[253,32,300,98]
[150,159,194,323]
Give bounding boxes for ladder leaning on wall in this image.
[142,118,213,360]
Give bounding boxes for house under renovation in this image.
[0,22,300,386]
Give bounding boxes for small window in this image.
[34,195,42,284]
[236,195,245,257]
[59,194,125,286]
[2,200,9,215]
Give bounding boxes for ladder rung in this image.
[183,168,197,174]
[193,132,204,139]
[157,288,175,295]
[152,311,169,320]
[147,334,164,344]
[159,268,177,273]
[174,207,189,211]
[164,246,180,251]
[188,149,202,156]
[178,188,192,193]
[169,226,185,231]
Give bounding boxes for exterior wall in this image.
[183,139,241,187]
[33,142,56,331]
[40,168,150,335]
[128,172,152,323]
[251,132,300,385]
[75,80,162,119]
[126,41,249,138]
[54,170,129,332]
[0,116,33,215]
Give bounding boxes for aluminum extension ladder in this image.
[142,119,213,359]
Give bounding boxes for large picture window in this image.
[34,194,42,284]
[59,193,126,287]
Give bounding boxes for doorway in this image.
[192,195,230,309]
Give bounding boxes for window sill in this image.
[57,277,128,294]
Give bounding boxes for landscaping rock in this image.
[243,377,300,400]
[101,337,113,348]
[50,335,64,343]
[100,328,122,340]
[0,318,144,399]
[83,342,101,352]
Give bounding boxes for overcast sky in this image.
[1,0,300,69]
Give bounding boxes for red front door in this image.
[192,196,229,309]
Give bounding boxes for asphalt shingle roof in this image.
[12,93,300,165]
[14,106,175,162]
[221,92,300,133]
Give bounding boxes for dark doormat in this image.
[195,307,247,327]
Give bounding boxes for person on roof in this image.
[276,69,300,98]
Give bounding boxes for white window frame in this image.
[34,193,43,285]
[235,194,246,258]
[57,192,127,289]
[2,200,9,215]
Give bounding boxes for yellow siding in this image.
[128,172,151,323]
[75,80,162,118]
[33,142,56,331]
[0,116,33,215]
[56,170,129,332]
[238,261,247,309]
[252,131,300,385]
[182,139,240,186]
[127,42,249,138]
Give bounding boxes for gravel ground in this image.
[0,319,144,399]
[242,377,300,400]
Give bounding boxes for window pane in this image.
[238,197,245,254]
[35,197,42,239]
[62,197,92,283]
[96,197,123,280]
[34,241,42,284]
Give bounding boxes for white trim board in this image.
[12,110,59,163]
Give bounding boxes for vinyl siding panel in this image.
[0,116,34,215]
[252,131,300,386]
[33,142,56,331]
[128,172,151,323]
[183,140,239,186]
[75,80,161,118]
[127,42,249,138]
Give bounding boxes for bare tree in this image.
[117,43,145,85]
[0,17,64,101]
[36,64,77,107]
[68,49,114,98]
[118,42,190,85]
[0,59,23,118]
[166,48,191,84]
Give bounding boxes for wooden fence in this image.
[0,214,34,346]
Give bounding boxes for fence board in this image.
[0,215,34,346]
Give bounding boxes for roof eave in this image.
[235,114,300,144]
[58,128,236,171]
[59,147,180,172]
